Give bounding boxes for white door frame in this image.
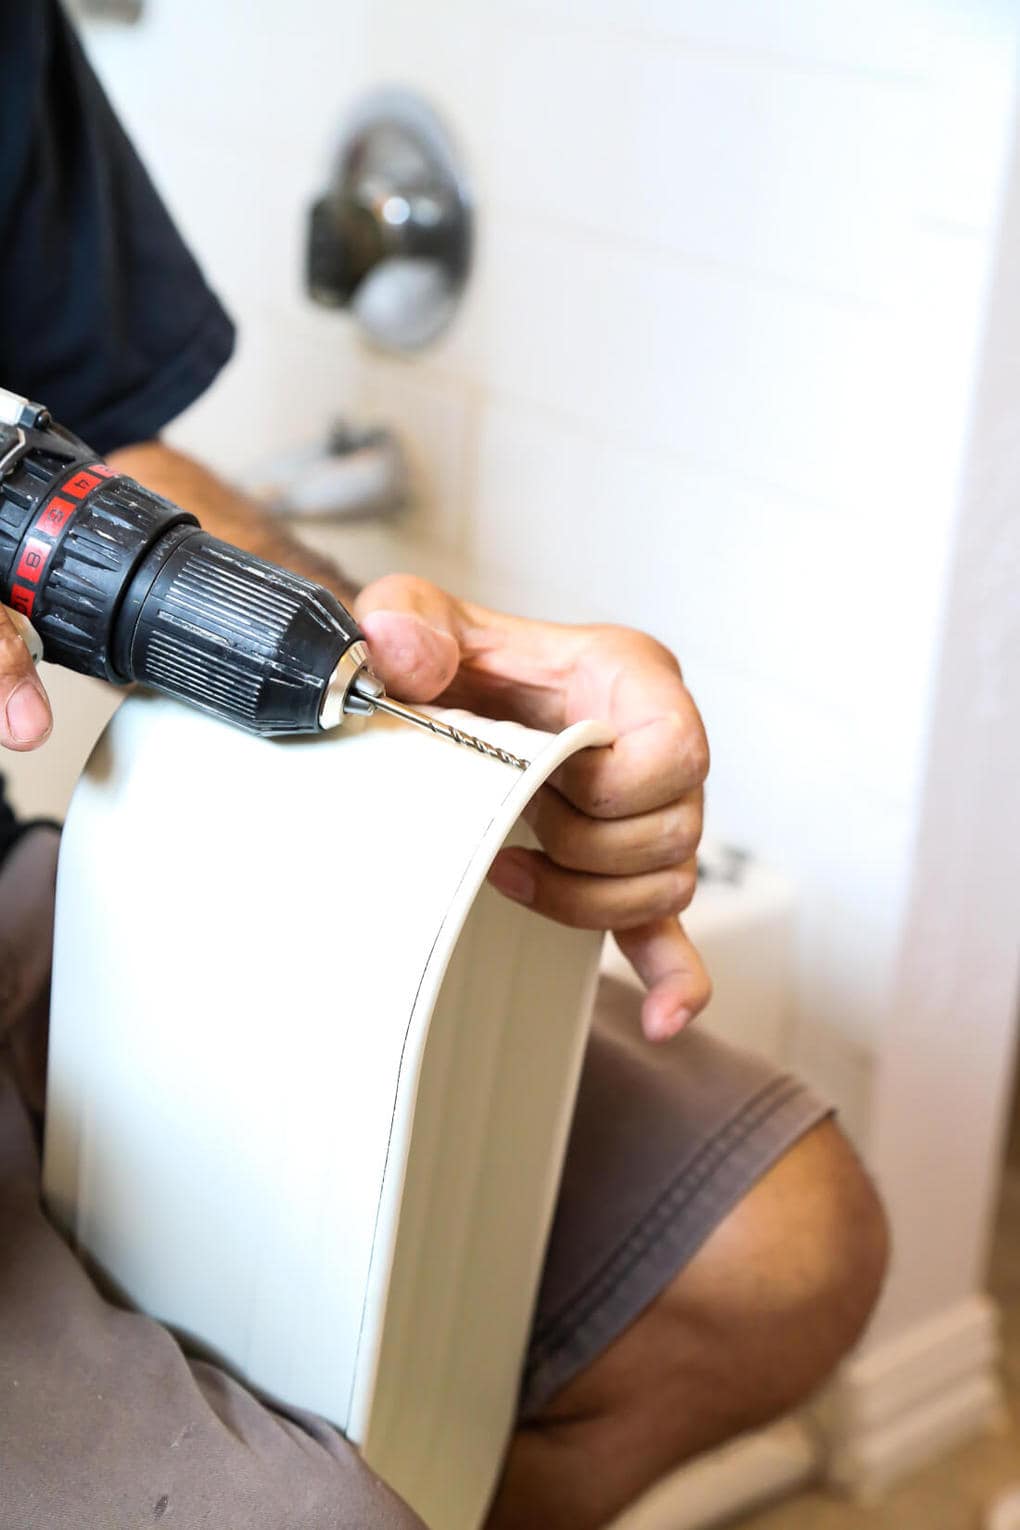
[824,122,1020,1497]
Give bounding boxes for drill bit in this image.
[368,692,529,771]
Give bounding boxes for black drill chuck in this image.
[0,405,367,735]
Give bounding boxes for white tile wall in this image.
[345,0,1018,1075]
[354,355,475,551]
[471,417,921,795]
[83,0,374,475]
[491,34,924,303]
[75,4,1018,1084]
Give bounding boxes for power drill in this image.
[0,387,525,768]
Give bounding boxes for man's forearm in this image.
[106,440,361,607]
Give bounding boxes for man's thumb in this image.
[355,577,461,702]
[358,609,459,701]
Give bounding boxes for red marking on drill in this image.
[36,495,75,538]
[15,537,51,586]
[91,463,116,479]
[10,585,35,617]
[63,470,102,500]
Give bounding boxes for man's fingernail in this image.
[488,854,536,905]
[414,618,451,651]
[398,618,457,678]
[647,1006,692,1042]
[6,681,51,744]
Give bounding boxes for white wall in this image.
[67,3,1016,1139]
[344,0,1019,1129]
[82,0,371,473]
[863,116,1020,1339]
[815,125,1020,1497]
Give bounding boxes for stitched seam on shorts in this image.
[526,1073,805,1367]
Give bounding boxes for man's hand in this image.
[355,575,711,1043]
[0,606,51,751]
[104,443,710,1040]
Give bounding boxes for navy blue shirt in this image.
[0,0,235,857]
[0,1,235,453]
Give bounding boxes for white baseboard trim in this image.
[607,1418,820,1530]
[820,1295,1008,1502]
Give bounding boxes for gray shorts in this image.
[0,828,829,1528]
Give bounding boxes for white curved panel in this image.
[43,694,611,1530]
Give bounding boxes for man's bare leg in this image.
[486,1117,889,1530]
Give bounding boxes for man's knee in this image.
[529,1116,889,1445]
[665,1115,890,1422]
[486,1120,890,1530]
